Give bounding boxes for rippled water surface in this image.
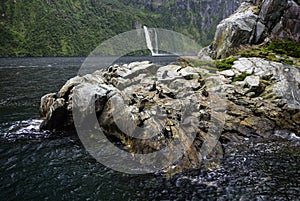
[0,57,299,200]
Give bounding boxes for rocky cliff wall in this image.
[199,0,300,59]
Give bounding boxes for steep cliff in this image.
[119,0,244,45]
[199,0,300,59]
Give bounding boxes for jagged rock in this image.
[227,57,300,134]
[57,76,84,99]
[40,61,221,172]
[179,66,200,80]
[199,0,298,59]
[232,58,255,74]
[157,65,182,81]
[40,93,56,119]
[259,0,288,30]
[209,2,259,59]
[40,54,300,174]
[271,0,300,42]
[40,98,67,130]
[39,55,300,176]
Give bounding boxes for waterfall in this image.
[143,26,159,56]
[154,29,158,55]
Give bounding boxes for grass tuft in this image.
[233,72,251,82]
[237,40,300,66]
[215,56,238,70]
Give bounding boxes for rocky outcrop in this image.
[218,57,300,142]
[40,58,300,172]
[199,0,299,59]
[39,0,300,173]
[40,61,226,171]
[271,0,300,42]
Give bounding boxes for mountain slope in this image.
[0,0,243,57]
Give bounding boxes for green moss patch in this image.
[233,72,251,82]
[215,56,238,70]
[239,40,300,66]
[266,40,300,58]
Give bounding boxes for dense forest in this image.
[0,0,242,57]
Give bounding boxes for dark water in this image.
[0,57,299,200]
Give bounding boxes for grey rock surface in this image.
[199,0,299,59]
[40,57,300,172]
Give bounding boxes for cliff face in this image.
[120,0,244,45]
[271,0,300,42]
[0,0,242,56]
[199,0,300,59]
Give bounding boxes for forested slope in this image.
[0,0,242,56]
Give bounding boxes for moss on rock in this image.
[233,72,251,82]
[238,40,300,65]
[215,56,238,70]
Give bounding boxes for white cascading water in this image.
[154,28,158,55]
[143,26,159,56]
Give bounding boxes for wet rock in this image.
[39,55,300,173]
[40,60,219,172]
[40,98,67,130]
[40,93,56,118]
[240,116,275,136]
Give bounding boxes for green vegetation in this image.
[233,72,251,82]
[215,56,238,70]
[239,40,300,65]
[0,0,241,57]
[266,40,300,58]
[0,0,159,56]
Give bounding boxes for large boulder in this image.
[208,2,260,59]
[39,61,225,172]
